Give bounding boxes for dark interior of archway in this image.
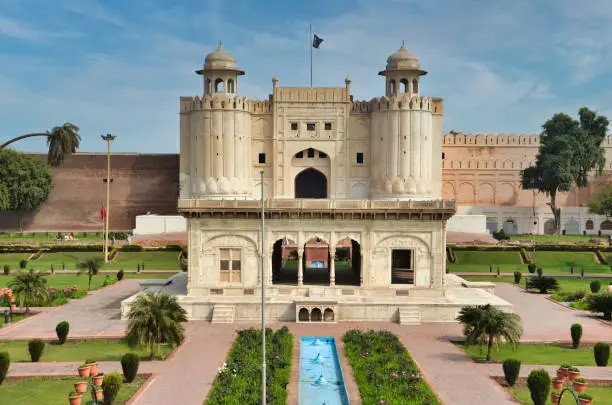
[295,168,327,198]
[334,240,361,286]
[272,239,283,284]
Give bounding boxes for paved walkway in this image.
[0,279,141,340]
[494,283,611,342]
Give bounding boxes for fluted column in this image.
[297,247,304,287]
[212,107,223,178]
[400,108,411,178]
[329,247,336,287]
[389,109,399,180]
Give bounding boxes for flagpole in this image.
[309,24,313,87]
[260,170,266,404]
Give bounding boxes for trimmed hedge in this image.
[0,352,9,385]
[502,359,521,387]
[102,372,123,405]
[570,324,582,349]
[55,321,69,344]
[206,327,293,405]
[343,330,440,405]
[29,250,43,260]
[120,244,144,252]
[520,248,533,264]
[28,339,45,362]
[595,249,608,265]
[446,247,456,263]
[527,369,551,405]
[120,353,140,382]
[594,342,610,367]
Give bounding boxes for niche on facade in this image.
[295,305,337,323]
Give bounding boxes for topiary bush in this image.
[513,272,522,284]
[527,263,536,273]
[493,229,510,241]
[590,280,602,293]
[120,353,140,382]
[102,372,123,405]
[570,323,582,349]
[19,259,27,269]
[587,293,612,320]
[527,369,551,405]
[28,339,45,362]
[0,351,9,385]
[55,321,69,344]
[117,269,124,281]
[527,276,560,294]
[536,268,543,278]
[2,265,8,276]
[502,359,521,387]
[594,342,610,367]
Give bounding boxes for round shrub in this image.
[527,369,551,405]
[570,323,582,349]
[102,372,123,405]
[116,269,124,281]
[536,268,543,278]
[55,321,69,344]
[502,358,521,387]
[594,342,610,367]
[0,351,9,385]
[19,259,27,269]
[28,339,45,362]
[120,353,140,382]
[590,280,602,293]
[528,263,536,273]
[513,271,522,284]
[3,265,8,276]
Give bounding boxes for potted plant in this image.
[551,377,564,390]
[91,385,103,401]
[573,377,588,393]
[9,304,16,311]
[68,391,82,405]
[578,393,593,405]
[567,366,581,381]
[85,359,99,376]
[73,380,88,394]
[77,363,91,378]
[557,363,570,380]
[92,372,104,387]
[551,391,561,404]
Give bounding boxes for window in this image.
[227,79,235,93]
[307,148,315,158]
[442,152,445,160]
[291,122,298,131]
[307,123,316,131]
[391,249,413,284]
[318,152,327,158]
[324,122,332,130]
[356,152,364,164]
[295,151,303,158]
[258,153,266,164]
[214,78,224,92]
[220,248,241,283]
[586,220,594,230]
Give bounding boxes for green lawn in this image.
[0,339,174,362]
[448,250,526,273]
[0,251,181,271]
[0,375,147,405]
[460,276,611,293]
[530,251,608,274]
[456,342,602,366]
[0,232,103,243]
[510,234,599,243]
[507,383,612,405]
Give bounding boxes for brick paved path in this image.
[494,283,611,342]
[0,279,141,340]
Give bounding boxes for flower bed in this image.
[343,330,440,405]
[205,327,293,405]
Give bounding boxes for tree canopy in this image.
[588,184,612,217]
[0,149,53,223]
[521,107,609,234]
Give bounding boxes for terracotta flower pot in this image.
[573,381,588,393]
[91,389,103,401]
[92,374,104,387]
[567,370,581,381]
[579,399,592,405]
[68,394,82,405]
[8,296,15,303]
[556,367,568,380]
[88,363,98,376]
[552,378,564,390]
[551,393,561,405]
[77,365,91,378]
[9,305,16,311]
[74,381,87,394]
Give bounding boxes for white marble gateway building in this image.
[173,42,510,323]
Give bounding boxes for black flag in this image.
[312,34,323,49]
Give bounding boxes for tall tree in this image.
[587,184,612,217]
[0,149,53,230]
[521,108,609,235]
[126,292,188,359]
[7,269,50,313]
[77,256,104,290]
[0,123,81,167]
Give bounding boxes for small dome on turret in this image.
[196,41,245,75]
[379,41,426,76]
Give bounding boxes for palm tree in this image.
[7,269,50,313]
[77,256,104,291]
[0,123,81,167]
[126,292,188,359]
[457,304,523,361]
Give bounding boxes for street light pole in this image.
[260,170,266,404]
[101,134,116,263]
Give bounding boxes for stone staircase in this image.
[211,304,235,324]
[398,306,422,325]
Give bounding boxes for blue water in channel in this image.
[299,337,350,405]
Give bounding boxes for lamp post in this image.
[101,134,116,263]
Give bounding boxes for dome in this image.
[379,41,426,76]
[196,41,245,75]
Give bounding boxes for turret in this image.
[378,41,427,97]
[179,42,253,199]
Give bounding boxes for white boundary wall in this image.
[133,215,186,235]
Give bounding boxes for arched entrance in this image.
[334,237,361,286]
[295,168,327,198]
[302,237,330,285]
[272,238,298,285]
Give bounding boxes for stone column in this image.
[359,254,364,287]
[329,247,336,287]
[267,249,273,286]
[297,248,304,287]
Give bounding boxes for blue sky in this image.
[1,0,612,153]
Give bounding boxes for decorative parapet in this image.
[443,132,540,146]
[179,95,271,114]
[274,87,349,103]
[177,198,456,220]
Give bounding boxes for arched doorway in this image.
[543,219,555,235]
[302,237,330,285]
[272,238,298,285]
[503,219,517,235]
[295,168,327,198]
[334,237,361,286]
